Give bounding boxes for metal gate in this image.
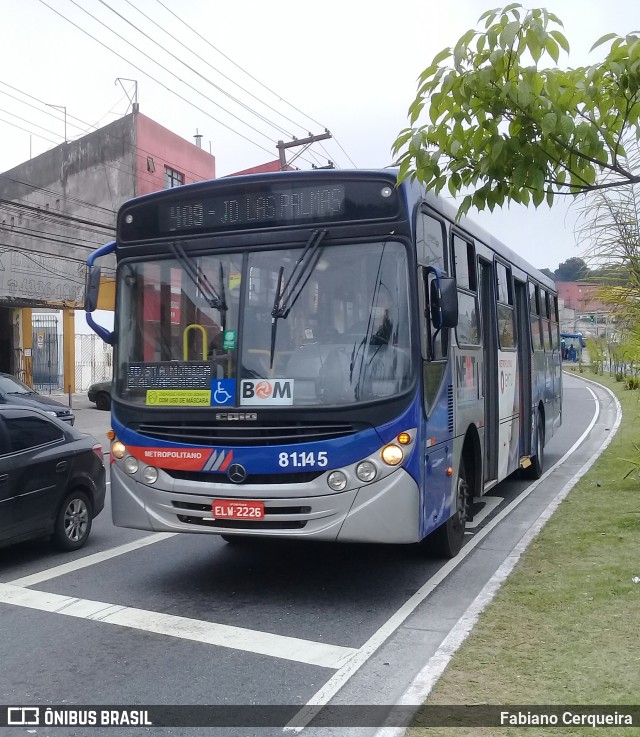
[75,333,113,391]
[32,315,62,391]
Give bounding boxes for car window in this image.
[5,414,64,452]
[0,420,10,456]
[0,374,34,395]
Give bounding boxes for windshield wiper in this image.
[170,242,227,313]
[270,229,327,368]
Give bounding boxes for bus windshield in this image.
[115,240,413,407]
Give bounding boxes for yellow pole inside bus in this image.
[183,324,207,361]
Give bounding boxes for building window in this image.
[164,166,184,188]
[147,156,156,173]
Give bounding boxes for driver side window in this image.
[418,213,449,413]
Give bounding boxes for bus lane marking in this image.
[373,378,622,737]
[0,583,356,669]
[286,382,603,731]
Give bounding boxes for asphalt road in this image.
[0,374,618,736]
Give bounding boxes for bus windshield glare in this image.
[115,240,412,407]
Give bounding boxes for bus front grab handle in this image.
[183,324,207,361]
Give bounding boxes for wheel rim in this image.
[451,472,469,535]
[64,498,89,542]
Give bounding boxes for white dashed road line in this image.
[9,533,176,587]
[0,582,357,669]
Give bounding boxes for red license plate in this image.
[212,499,265,520]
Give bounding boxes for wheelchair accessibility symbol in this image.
[212,380,235,406]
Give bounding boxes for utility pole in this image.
[276,130,332,171]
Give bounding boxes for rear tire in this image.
[53,490,93,551]
[427,458,470,558]
[524,409,545,480]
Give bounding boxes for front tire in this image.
[427,458,470,558]
[53,490,93,551]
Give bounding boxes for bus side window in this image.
[550,295,559,350]
[540,288,551,351]
[417,212,447,270]
[453,235,479,346]
[496,261,516,349]
[529,282,544,350]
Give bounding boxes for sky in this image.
[1,0,639,278]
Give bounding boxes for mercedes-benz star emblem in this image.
[227,463,247,484]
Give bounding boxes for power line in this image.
[60,0,283,150]
[1,228,103,253]
[0,99,201,205]
[0,220,106,248]
[0,198,115,232]
[123,0,312,138]
[38,0,278,160]
[0,244,114,284]
[0,79,216,186]
[153,0,329,133]
[100,0,294,139]
[150,0,355,168]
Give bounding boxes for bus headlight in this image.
[143,466,158,484]
[112,440,126,459]
[356,461,377,482]
[327,470,348,491]
[381,444,403,466]
[124,456,139,475]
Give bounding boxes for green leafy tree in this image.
[393,4,640,218]
[575,137,640,349]
[554,257,589,281]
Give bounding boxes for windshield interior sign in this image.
[240,379,294,405]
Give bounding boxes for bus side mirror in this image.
[85,241,116,346]
[85,264,101,313]
[430,276,458,329]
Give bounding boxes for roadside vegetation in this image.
[409,373,640,736]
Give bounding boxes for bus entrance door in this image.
[479,260,498,485]
[514,279,533,456]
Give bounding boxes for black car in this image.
[87,380,112,411]
[0,405,106,550]
[0,372,75,425]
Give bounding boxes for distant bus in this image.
[85,170,562,557]
[560,332,585,348]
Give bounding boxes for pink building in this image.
[555,281,608,313]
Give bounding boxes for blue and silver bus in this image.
[85,170,561,557]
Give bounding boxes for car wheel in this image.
[53,490,93,551]
[95,392,111,411]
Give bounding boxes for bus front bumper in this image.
[111,464,421,544]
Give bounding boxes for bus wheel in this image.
[524,410,545,480]
[428,459,470,558]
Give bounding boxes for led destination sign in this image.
[117,179,400,242]
[162,185,345,233]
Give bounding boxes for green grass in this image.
[410,373,640,736]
